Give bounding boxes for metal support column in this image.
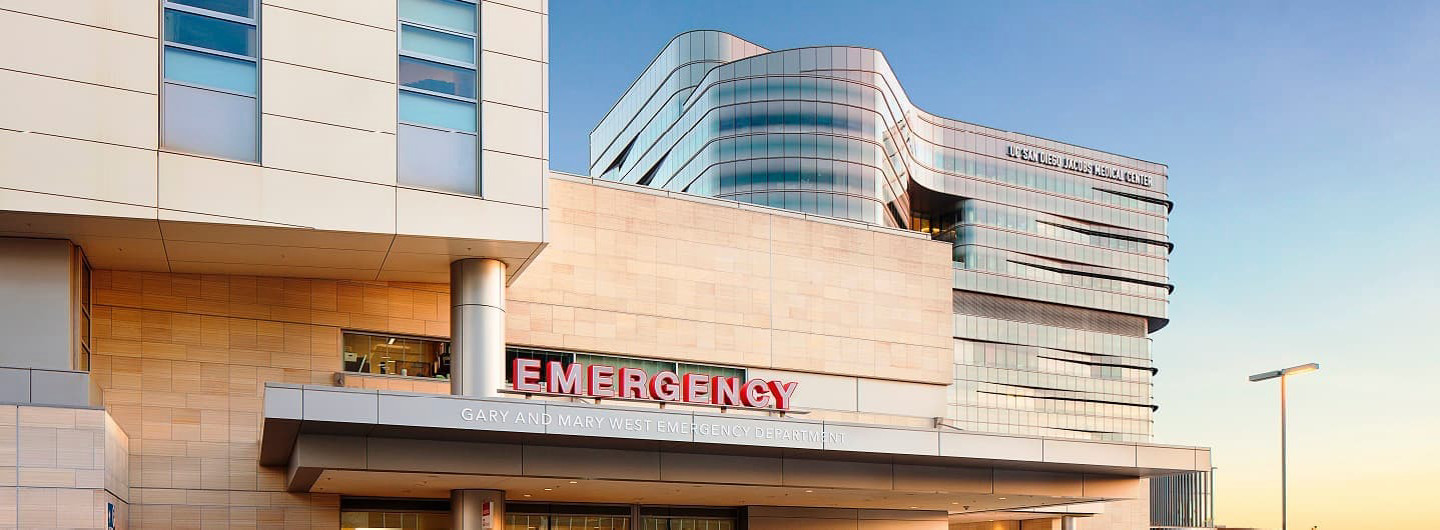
[450,258,506,397]
[451,489,505,530]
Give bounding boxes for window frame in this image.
[340,330,452,380]
[160,0,261,162]
[396,0,479,135]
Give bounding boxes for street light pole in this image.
[1281,371,1287,530]
[1249,362,1318,530]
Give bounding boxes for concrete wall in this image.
[0,238,74,371]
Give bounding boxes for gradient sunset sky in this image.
[546,1,1440,527]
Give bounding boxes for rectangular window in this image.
[399,56,477,98]
[161,0,259,161]
[170,0,253,17]
[398,90,477,132]
[342,498,450,530]
[163,9,255,55]
[74,252,92,372]
[400,25,475,63]
[342,331,450,379]
[399,0,478,32]
[397,0,479,195]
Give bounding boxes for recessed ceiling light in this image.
[804,490,814,493]
[522,494,531,497]
[951,502,958,505]
[908,506,917,509]
[569,481,578,484]
[544,488,552,491]
[998,497,1007,500]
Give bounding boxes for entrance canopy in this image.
[260,384,1209,514]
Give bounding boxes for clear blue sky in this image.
[550,2,1440,527]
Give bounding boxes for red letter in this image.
[587,364,616,397]
[711,376,742,406]
[682,373,711,404]
[741,379,771,408]
[618,367,649,399]
[650,371,680,401]
[547,361,581,394]
[513,358,542,392]
[766,381,798,410]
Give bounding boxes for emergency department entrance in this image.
[342,500,737,530]
[264,384,1210,530]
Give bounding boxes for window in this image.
[161,0,259,161]
[342,498,450,530]
[397,0,480,194]
[342,331,450,379]
[74,252,92,372]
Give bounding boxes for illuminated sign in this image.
[1006,145,1154,187]
[510,358,799,410]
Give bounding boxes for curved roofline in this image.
[591,30,1169,169]
[589,29,766,135]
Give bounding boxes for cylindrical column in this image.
[451,489,505,530]
[1060,516,1078,530]
[450,258,506,397]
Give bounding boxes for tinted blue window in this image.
[400,24,474,64]
[399,91,476,132]
[164,9,255,56]
[164,46,256,94]
[399,0,476,33]
[170,0,253,18]
[399,56,476,98]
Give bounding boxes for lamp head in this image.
[1249,362,1320,382]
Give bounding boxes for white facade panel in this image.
[482,51,544,111]
[0,69,157,150]
[265,0,397,30]
[158,153,396,235]
[481,150,544,206]
[2,0,158,37]
[480,104,544,158]
[262,114,398,186]
[262,61,396,134]
[0,129,157,208]
[480,1,545,62]
[0,10,158,94]
[261,4,397,82]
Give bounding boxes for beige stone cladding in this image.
[0,405,130,530]
[509,177,955,385]
[87,271,451,528]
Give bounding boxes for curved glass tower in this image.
[591,30,1172,443]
